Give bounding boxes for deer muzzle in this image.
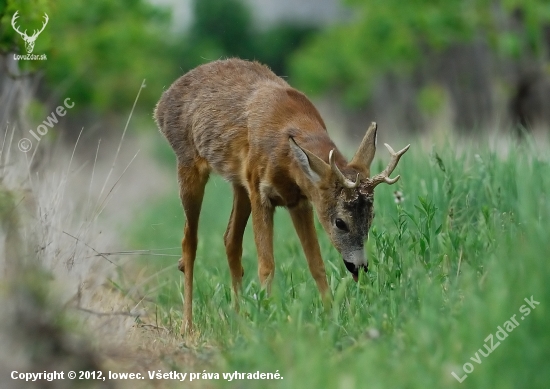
[342,249,368,282]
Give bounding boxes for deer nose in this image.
[343,260,357,275]
[343,261,369,282]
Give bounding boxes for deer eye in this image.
[335,218,349,232]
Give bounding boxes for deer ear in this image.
[289,137,330,183]
[350,122,377,177]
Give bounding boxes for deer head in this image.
[11,11,49,54]
[290,122,410,280]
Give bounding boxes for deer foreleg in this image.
[288,202,331,302]
[250,192,275,293]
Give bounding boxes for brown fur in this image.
[154,58,406,333]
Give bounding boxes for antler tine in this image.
[370,143,410,187]
[11,11,24,36]
[329,149,359,189]
[41,14,49,29]
[31,13,49,38]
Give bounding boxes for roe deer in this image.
[154,58,409,333]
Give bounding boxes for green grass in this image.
[128,138,550,389]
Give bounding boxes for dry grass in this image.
[0,116,194,388]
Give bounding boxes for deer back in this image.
[154,59,332,186]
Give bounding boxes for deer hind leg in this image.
[177,161,208,334]
[224,184,251,302]
[288,202,331,304]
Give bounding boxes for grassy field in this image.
[128,137,549,389]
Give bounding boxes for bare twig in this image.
[93,149,140,219]
[76,306,139,318]
[86,139,101,215]
[97,79,146,200]
[95,249,180,258]
[138,323,169,332]
[62,231,118,266]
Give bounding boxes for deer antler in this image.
[369,143,410,187]
[30,13,49,38]
[329,149,359,189]
[11,12,48,38]
[11,11,49,53]
[11,11,27,38]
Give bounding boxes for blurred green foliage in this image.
[178,0,316,76]
[290,0,550,107]
[42,0,174,113]
[1,0,316,118]
[191,0,252,59]
[1,0,175,113]
[417,84,446,115]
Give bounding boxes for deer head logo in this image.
[11,11,49,54]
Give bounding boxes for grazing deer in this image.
[154,59,409,333]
